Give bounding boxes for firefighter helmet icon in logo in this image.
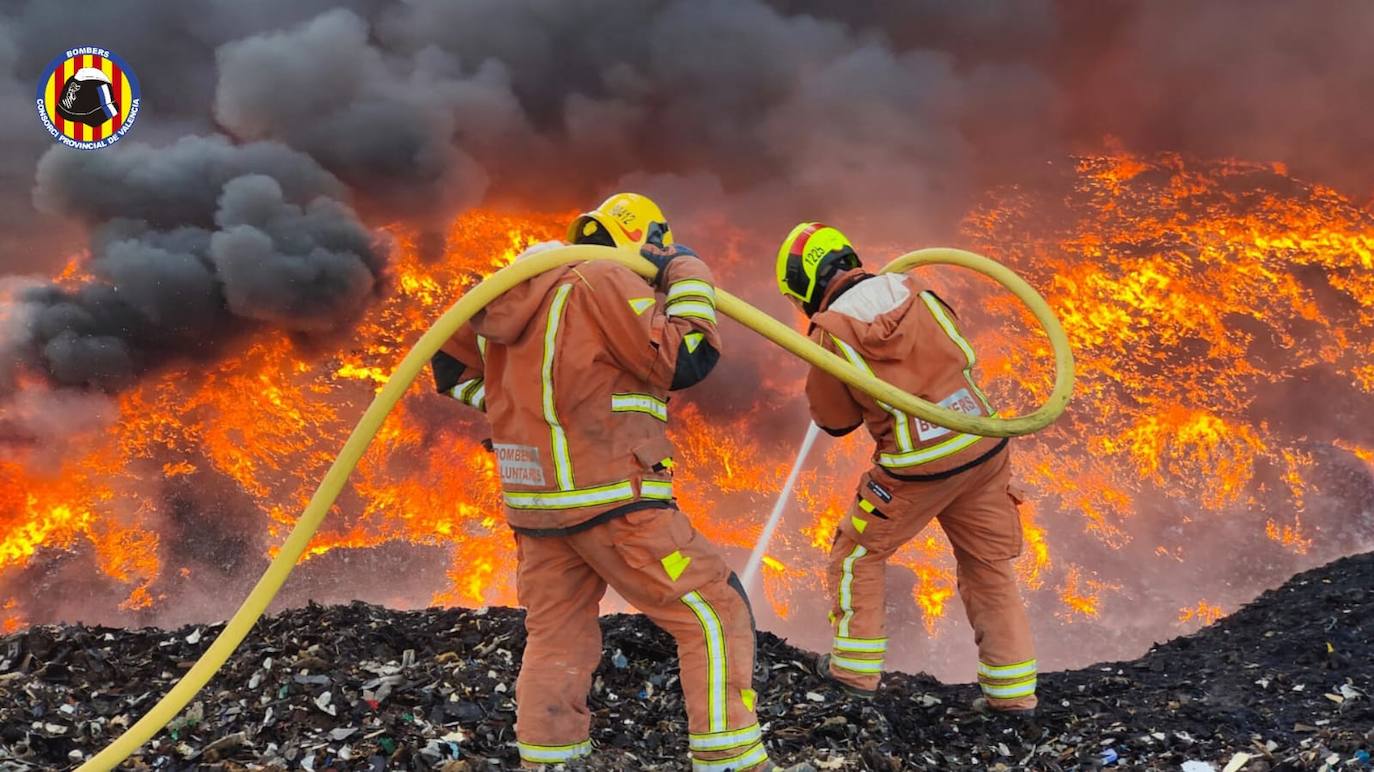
[36,47,140,150]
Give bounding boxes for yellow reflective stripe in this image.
[667,279,716,306]
[834,636,888,653]
[682,591,727,732]
[628,296,656,315]
[851,515,868,533]
[979,658,1037,679]
[503,481,635,510]
[688,723,762,752]
[837,544,867,637]
[858,498,875,513]
[542,284,575,489]
[980,676,1037,699]
[692,742,768,772]
[517,739,592,763]
[476,334,487,360]
[684,331,705,353]
[611,392,668,421]
[831,653,884,674]
[450,378,485,409]
[666,300,717,322]
[830,336,913,451]
[641,479,674,500]
[920,291,994,414]
[878,429,983,468]
[661,550,692,582]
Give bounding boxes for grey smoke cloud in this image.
[12,138,384,391]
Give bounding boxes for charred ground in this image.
[2,553,1372,771]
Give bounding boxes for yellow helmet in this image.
[567,192,673,250]
[776,222,861,314]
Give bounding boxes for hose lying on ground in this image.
[79,244,1074,770]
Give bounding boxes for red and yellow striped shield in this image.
[36,47,140,148]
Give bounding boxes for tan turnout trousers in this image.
[826,449,1038,710]
[515,508,767,770]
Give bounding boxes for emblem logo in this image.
[36,47,140,150]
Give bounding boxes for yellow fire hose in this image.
[79,244,1072,770]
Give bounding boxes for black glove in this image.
[640,242,698,289]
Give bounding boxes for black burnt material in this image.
[2,552,1372,770]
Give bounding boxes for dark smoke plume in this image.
[10,136,384,391]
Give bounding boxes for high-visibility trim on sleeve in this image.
[449,378,486,410]
[688,723,761,752]
[834,636,888,653]
[666,299,717,323]
[476,334,488,360]
[611,392,668,422]
[691,742,769,772]
[830,335,914,452]
[517,739,593,764]
[541,284,576,490]
[667,279,716,306]
[682,591,728,733]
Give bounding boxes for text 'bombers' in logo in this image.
[35,46,140,150]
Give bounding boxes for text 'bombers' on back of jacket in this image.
[807,269,1003,479]
[431,253,722,534]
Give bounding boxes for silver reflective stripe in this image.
[837,544,868,637]
[517,740,592,763]
[979,659,1037,679]
[920,291,994,414]
[611,393,668,422]
[667,279,716,306]
[834,636,888,653]
[831,653,883,674]
[641,479,674,500]
[682,591,728,732]
[692,742,769,771]
[503,481,635,510]
[450,378,485,410]
[830,335,914,452]
[878,430,983,468]
[688,723,762,752]
[980,677,1037,699]
[666,300,717,322]
[541,284,576,490]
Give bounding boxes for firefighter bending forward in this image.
[775,222,1038,714]
[434,194,806,771]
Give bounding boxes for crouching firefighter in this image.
[775,222,1038,714]
[433,194,808,771]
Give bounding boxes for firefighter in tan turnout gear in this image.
[775,222,1038,713]
[433,194,810,771]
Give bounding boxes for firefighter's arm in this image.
[431,325,487,412]
[806,332,863,436]
[590,251,721,391]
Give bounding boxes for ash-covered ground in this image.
[2,553,1371,771]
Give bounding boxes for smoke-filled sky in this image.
[0,0,1369,398]
[1,2,1372,668]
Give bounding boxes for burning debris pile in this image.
[3,552,1371,770]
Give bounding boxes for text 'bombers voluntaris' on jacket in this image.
[432,247,774,771]
[807,268,1039,711]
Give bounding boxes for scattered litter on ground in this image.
[2,552,1372,769]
